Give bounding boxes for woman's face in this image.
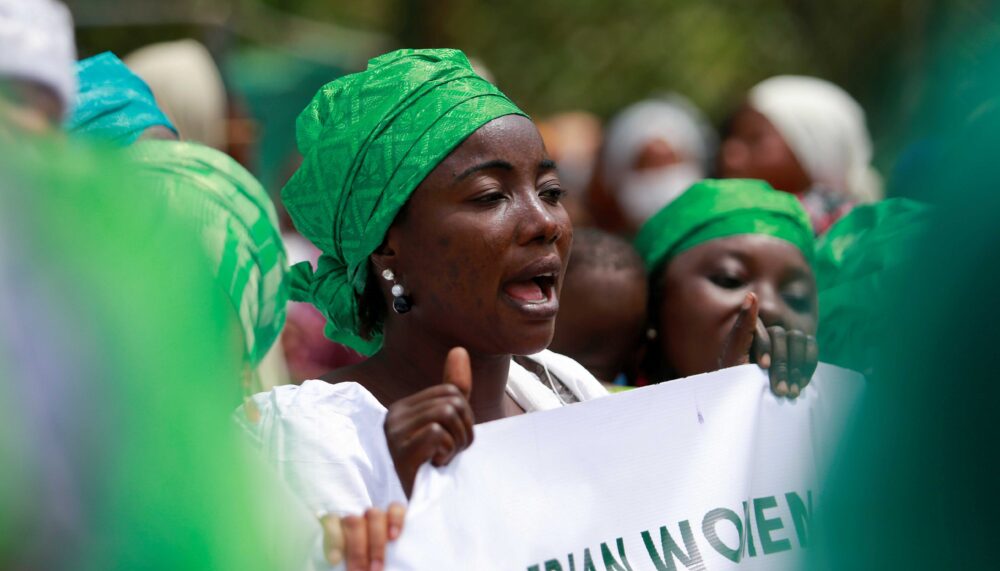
[383,114,573,356]
[719,106,811,195]
[654,234,817,378]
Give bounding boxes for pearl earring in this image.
[381,268,411,314]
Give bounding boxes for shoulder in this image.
[523,350,609,401]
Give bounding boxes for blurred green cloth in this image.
[814,198,931,373]
[130,140,288,366]
[0,139,313,569]
[282,48,526,355]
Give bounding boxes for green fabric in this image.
[282,48,527,355]
[0,138,309,569]
[814,198,931,372]
[129,140,289,364]
[634,178,815,273]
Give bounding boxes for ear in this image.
[369,225,401,276]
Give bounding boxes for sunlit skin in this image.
[651,234,818,391]
[719,106,812,195]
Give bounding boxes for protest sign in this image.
[387,364,863,570]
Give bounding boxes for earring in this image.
[381,268,412,314]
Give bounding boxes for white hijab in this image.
[748,75,882,204]
[0,0,76,118]
[506,350,609,412]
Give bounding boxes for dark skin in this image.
[719,106,812,195]
[549,265,647,384]
[652,234,819,397]
[324,114,572,571]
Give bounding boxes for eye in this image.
[539,185,565,204]
[709,273,745,289]
[473,190,507,204]
[782,292,813,313]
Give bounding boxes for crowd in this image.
[4,0,989,570]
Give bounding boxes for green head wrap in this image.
[129,140,289,364]
[282,48,527,355]
[635,178,815,273]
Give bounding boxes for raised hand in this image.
[383,347,475,497]
[720,292,819,398]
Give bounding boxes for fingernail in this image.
[371,561,384,571]
[389,524,401,540]
[777,381,788,395]
[789,384,800,398]
[760,354,771,368]
[741,294,752,310]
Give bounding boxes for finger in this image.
[403,422,458,468]
[719,293,758,368]
[443,346,473,399]
[750,317,772,369]
[366,508,388,571]
[801,335,819,390]
[392,397,471,452]
[341,514,369,571]
[386,503,406,541]
[767,326,788,396]
[320,514,344,567]
[787,330,807,398]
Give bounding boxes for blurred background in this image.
[64,0,995,196]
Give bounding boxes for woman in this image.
[243,49,607,570]
[589,94,716,235]
[718,75,881,234]
[635,178,819,397]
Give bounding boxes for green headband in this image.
[635,178,815,273]
[130,140,289,364]
[282,48,527,355]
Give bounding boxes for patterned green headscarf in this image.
[282,48,526,355]
[129,140,289,364]
[635,178,815,273]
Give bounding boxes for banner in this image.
[387,364,864,571]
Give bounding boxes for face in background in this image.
[549,264,647,384]
[651,234,817,379]
[377,114,573,357]
[0,80,63,136]
[719,106,811,195]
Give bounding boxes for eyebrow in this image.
[539,159,557,172]
[455,159,514,181]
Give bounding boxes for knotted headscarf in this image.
[130,140,288,364]
[282,48,526,355]
[66,52,177,145]
[635,178,814,273]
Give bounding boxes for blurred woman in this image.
[590,94,716,235]
[719,76,881,234]
[635,178,819,397]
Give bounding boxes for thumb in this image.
[442,346,473,399]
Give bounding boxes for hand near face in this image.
[384,347,475,497]
[321,503,406,571]
[719,293,819,398]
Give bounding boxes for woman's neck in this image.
[357,322,514,423]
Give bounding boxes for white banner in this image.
[387,364,864,571]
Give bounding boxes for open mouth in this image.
[503,273,556,303]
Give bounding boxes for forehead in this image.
[669,234,813,276]
[436,114,548,172]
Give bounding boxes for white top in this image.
[239,350,608,518]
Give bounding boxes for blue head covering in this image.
[66,52,177,145]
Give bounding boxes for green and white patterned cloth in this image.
[130,140,288,365]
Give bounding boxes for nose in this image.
[719,138,748,177]
[754,284,786,329]
[516,193,564,246]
